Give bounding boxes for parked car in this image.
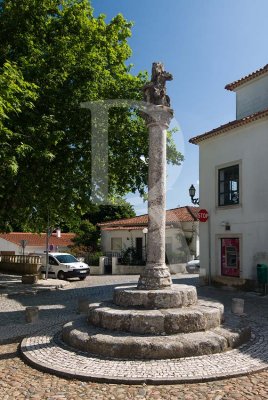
[186,257,200,273]
[40,252,90,280]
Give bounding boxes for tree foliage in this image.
[70,198,135,254]
[82,197,136,226]
[0,61,37,179]
[0,0,183,232]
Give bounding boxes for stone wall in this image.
[90,257,105,275]
[112,264,144,275]
[0,255,42,275]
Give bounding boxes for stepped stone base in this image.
[62,317,251,360]
[113,285,197,309]
[88,300,224,335]
[61,283,251,360]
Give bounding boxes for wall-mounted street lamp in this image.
[142,227,148,261]
[189,184,199,205]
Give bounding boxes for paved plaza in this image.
[1,273,268,398]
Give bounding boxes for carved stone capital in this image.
[141,104,173,128]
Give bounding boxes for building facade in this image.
[0,232,75,255]
[190,64,268,287]
[99,206,200,267]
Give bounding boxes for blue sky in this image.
[92,0,268,215]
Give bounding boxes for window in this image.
[54,254,78,264]
[49,256,59,265]
[111,237,122,251]
[218,164,239,206]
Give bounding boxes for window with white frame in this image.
[218,164,239,206]
[111,237,122,251]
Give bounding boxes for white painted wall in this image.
[101,222,199,263]
[199,117,268,281]
[235,74,268,119]
[0,239,18,253]
[101,229,144,253]
[0,239,69,256]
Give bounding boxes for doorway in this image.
[136,237,143,261]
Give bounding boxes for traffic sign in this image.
[198,209,209,222]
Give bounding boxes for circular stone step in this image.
[62,317,251,360]
[88,299,224,335]
[113,284,197,309]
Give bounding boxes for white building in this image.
[190,64,268,288]
[98,206,200,269]
[0,232,75,255]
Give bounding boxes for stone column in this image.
[137,105,173,290]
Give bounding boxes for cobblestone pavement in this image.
[0,274,141,343]
[1,273,268,398]
[1,342,268,399]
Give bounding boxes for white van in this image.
[40,252,90,280]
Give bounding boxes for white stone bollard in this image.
[25,306,39,323]
[231,298,244,315]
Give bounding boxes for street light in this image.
[45,210,50,280]
[45,211,61,279]
[142,227,148,261]
[20,239,28,266]
[189,184,199,205]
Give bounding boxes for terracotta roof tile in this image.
[102,227,144,231]
[189,108,268,145]
[0,232,75,247]
[225,64,268,91]
[98,206,199,228]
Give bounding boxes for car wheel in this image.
[57,271,66,280]
[79,276,86,281]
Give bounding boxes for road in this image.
[0,273,267,399]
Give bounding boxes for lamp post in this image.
[142,227,148,261]
[45,211,61,279]
[45,211,50,280]
[20,240,28,267]
[189,184,199,205]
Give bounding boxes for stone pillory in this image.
[37,63,251,375]
[137,62,173,290]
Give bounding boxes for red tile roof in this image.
[225,64,268,91]
[102,227,144,231]
[99,206,199,229]
[0,232,75,247]
[189,108,268,145]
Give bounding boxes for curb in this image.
[20,322,268,385]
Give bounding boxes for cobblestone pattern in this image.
[0,274,141,343]
[1,273,268,387]
[1,342,268,399]
[0,274,199,344]
[20,319,268,384]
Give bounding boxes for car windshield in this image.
[55,254,78,263]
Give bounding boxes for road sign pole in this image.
[197,208,211,285]
[208,215,212,286]
[45,211,50,280]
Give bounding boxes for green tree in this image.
[71,219,99,251]
[83,197,136,226]
[0,0,183,231]
[69,198,135,254]
[0,61,37,231]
